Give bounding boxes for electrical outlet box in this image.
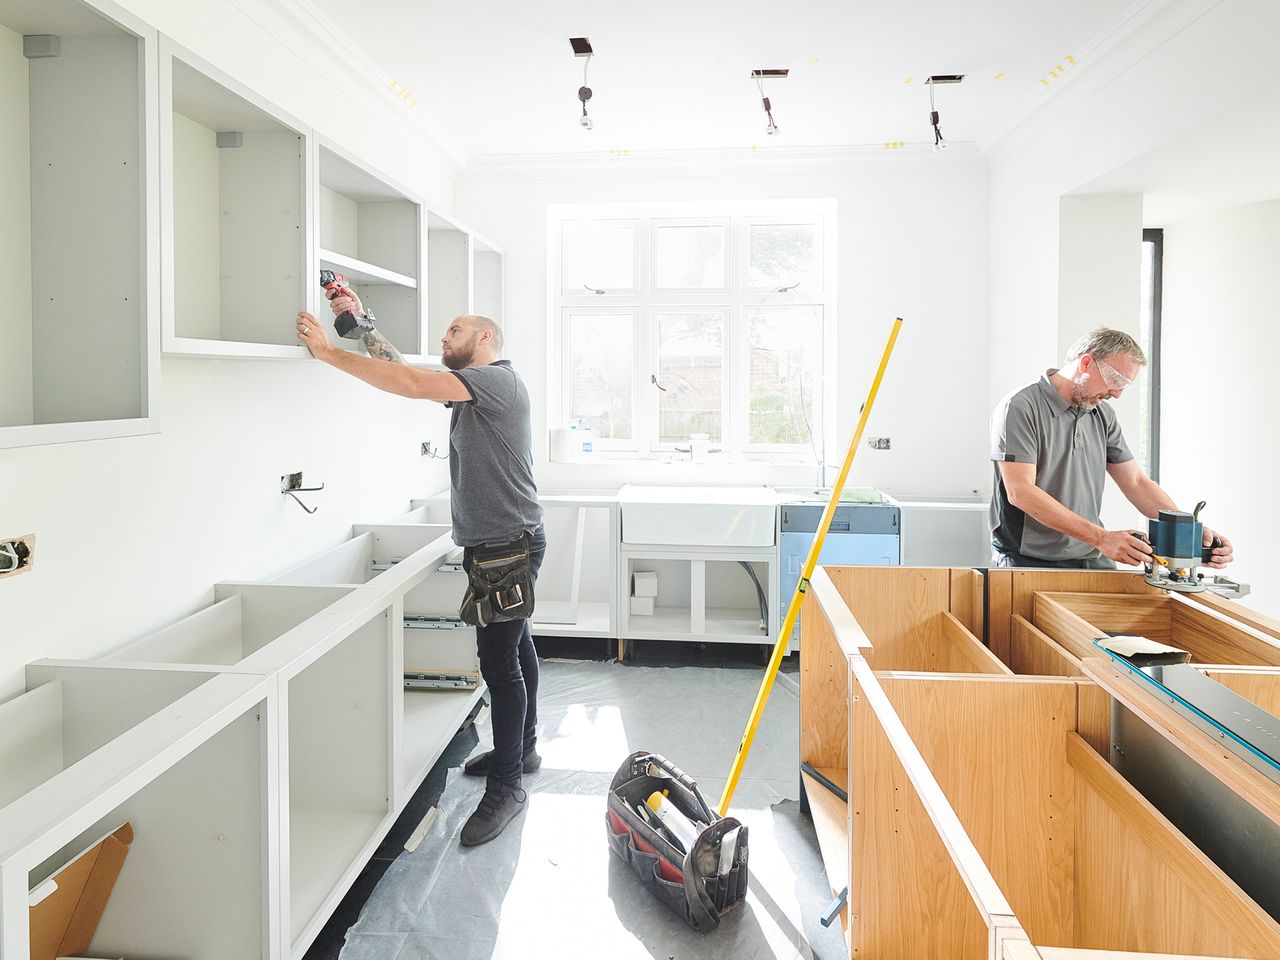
[1,534,35,580]
[868,437,891,450]
[281,472,304,493]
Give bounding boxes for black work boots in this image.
[460,780,527,846]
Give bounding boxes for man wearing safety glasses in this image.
[989,327,1234,569]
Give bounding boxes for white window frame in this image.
[650,217,732,295]
[560,218,641,297]
[561,305,641,452]
[649,304,732,451]
[548,199,837,462]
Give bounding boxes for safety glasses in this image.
[1095,357,1135,391]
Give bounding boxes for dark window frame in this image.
[1143,227,1164,482]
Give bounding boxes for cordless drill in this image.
[319,270,376,340]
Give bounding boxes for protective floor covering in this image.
[339,660,845,960]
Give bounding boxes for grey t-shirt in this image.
[989,370,1133,561]
[447,360,543,546]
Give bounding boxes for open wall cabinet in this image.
[157,38,500,366]
[317,142,428,360]
[800,565,1280,960]
[0,0,159,449]
[160,36,311,358]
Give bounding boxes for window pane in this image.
[654,224,726,289]
[747,305,822,446]
[656,311,724,443]
[563,221,635,292]
[568,312,632,440]
[749,223,819,291]
[1137,238,1156,476]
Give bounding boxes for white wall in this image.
[456,154,991,498]
[1161,200,1280,613]
[0,24,32,427]
[0,0,458,699]
[990,0,1280,405]
[989,0,1280,609]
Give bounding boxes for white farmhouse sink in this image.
[619,485,780,547]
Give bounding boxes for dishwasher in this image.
[777,498,900,649]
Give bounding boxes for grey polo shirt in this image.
[989,370,1133,562]
[446,360,544,547]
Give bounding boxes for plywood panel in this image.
[827,567,952,672]
[1010,571,1161,624]
[880,675,1077,949]
[800,588,849,771]
[1068,733,1280,957]
[1171,601,1280,667]
[1010,616,1084,677]
[849,670,992,960]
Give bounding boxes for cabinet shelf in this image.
[319,248,417,288]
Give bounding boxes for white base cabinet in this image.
[0,506,484,960]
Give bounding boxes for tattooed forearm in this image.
[360,326,406,364]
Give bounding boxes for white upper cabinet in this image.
[160,37,312,358]
[0,0,159,449]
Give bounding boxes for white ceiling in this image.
[305,0,1133,161]
[1077,89,1280,226]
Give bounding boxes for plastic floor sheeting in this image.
[338,660,846,960]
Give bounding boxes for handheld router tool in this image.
[1141,501,1248,598]
[319,269,376,339]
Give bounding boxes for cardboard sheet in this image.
[29,823,133,960]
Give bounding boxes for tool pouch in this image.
[605,751,749,932]
[459,536,535,628]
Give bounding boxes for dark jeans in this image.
[992,549,1116,570]
[465,525,546,789]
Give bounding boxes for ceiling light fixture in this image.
[570,37,594,130]
[925,74,964,151]
[751,68,788,137]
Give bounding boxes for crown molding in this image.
[459,141,982,181]
[979,0,1188,157]
[234,0,468,175]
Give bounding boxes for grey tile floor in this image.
[309,656,844,960]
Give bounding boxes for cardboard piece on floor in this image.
[29,822,133,960]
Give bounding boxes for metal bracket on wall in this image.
[281,473,324,514]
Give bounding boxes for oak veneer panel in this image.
[1033,596,1107,662]
[988,569,1015,668]
[1010,571,1161,623]
[801,769,850,926]
[1075,683,1111,758]
[1190,593,1280,642]
[849,669,992,960]
[1042,593,1171,644]
[878,674,1077,949]
[1010,616,1085,677]
[801,587,850,771]
[951,567,986,640]
[826,567,952,672]
[942,613,1014,675]
[1171,601,1280,667]
[1201,667,1280,715]
[1068,733,1280,958]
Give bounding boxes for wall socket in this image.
[1,534,35,580]
[421,441,446,459]
[867,437,891,450]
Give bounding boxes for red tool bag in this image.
[605,751,749,931]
